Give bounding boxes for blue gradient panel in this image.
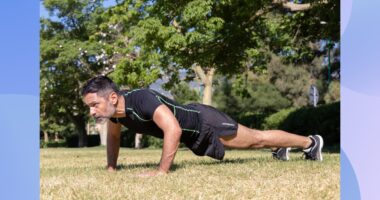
[341,149,360,200]
[0,1,40,200]
[0,1,39,95]
[342,0,380,199]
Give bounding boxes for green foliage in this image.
[65,134,100,147]
[144,136,164,149]
[110,57,161,88]
[262,108,297,130]
[324,81,340,103]
[40,0,109,146]
[40,0,340,147]
[40,140,67,148]
[268,55,313,107]
[171,82,201,105]
[263,102,340,146]
[213,74,291,120]
[40,0,160,145]
[132,0,271,81]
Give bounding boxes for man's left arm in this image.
[151,104,182,175]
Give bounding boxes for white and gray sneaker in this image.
[303,135,324,161]
[272,147,291,161]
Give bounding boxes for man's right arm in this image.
[106,120,121,172]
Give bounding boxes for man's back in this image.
[110,89,202,144]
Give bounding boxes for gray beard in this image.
[96,102,116,124]
[95,117,108,124]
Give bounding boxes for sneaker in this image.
[272,147,291,161]
[303,135,324,161]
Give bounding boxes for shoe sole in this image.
[284,147,290,161]
[272,147,291,161]
[314,135,324,161]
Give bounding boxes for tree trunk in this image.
[44,131,49,143]
[96,122,108,146]
[73,116,88,147]
[54,132,59,142]
[193,65,215,105]
[87,122,90,135]
[135,133,143,149]
[202,69,215,105]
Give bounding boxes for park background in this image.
[39,0,340,150]
[38,1,340,199]
[4,0,380,199]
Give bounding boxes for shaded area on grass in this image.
[116,157,258,172]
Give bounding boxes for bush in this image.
[40,140,67,148]
[120,129,136,147]
[144,135,163,148]
[262,108,296,130]
[262,102,340,146]
[120,129,164,148]
[66,134,100,147]
[238,113,271,129]
[324,81,340,103]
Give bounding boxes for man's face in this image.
[83,92,116,123]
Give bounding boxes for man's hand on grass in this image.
[138,169,167,177]
[106,166,117,172]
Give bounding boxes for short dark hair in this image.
[81,76,119,97]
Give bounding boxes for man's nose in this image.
[90,108,96,116]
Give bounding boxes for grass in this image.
[40,147,340,200]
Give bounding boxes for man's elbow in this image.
[168,127,182,138]
[174,127,182,137]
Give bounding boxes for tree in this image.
[170,81,200,104]
[40,0,109,146]
[128,0,339,105]
[40,0,340,147]
[40,0,163,146]
[130,0,273,105]
[213,73,291,117]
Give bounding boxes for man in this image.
[81,76,323,177]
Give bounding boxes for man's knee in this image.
[219,126,267,149]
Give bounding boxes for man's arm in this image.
[106,119,121,171]
[152,104,182,174]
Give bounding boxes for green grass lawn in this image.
[40,147,340,200]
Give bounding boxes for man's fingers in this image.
[107,166,116,172]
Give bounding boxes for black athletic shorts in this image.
[186,104,238,160]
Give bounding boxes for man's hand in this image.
[138,169,167,177]
[107,166,117,172]
[106,120,121,171]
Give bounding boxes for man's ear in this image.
[109,92,118,105]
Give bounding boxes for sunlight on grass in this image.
[41,147,339,200]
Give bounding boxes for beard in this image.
[95,117,108,124]
[95,101,116,124]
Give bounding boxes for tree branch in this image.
[172,19,182,33]
[272,0,312,11]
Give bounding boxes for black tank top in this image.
[110,89,201,145]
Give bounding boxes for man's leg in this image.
[219,124,312,149]
[219,124,324,161]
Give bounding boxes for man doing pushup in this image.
[81,76,324,177]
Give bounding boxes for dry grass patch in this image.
[41,147,339,200]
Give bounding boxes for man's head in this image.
[81,76,120,123]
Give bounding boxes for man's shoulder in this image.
[123,88,160,104]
